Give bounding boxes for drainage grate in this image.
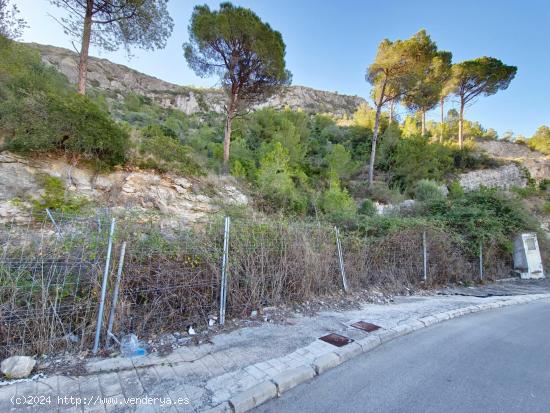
[319,333,354,347]
[351,321,381,332]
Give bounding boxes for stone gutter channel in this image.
[1,292,549,412]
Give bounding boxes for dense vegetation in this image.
[528,126,550,155]
[0,38,128,168]
[0,36,547,271]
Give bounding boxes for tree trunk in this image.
[77,1,94,95]
[368,103,383,188]
[439,97,444,143]
[222,93,237,174]
[421,110,426,136]
[222,112,233,175]
[458,98,465,149]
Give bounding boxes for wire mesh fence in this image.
[0,211,112,358]
[0,212,512,358]
[111,222,222,341]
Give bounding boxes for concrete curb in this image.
[210,293,550,413]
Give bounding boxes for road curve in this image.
[254,299,550,413]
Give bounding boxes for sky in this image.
[13,0,550,138]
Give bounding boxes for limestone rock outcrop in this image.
[458,164,528,192]
[31,43,367,117]
[0,152,247,225]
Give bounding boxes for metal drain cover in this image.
[319,333,354,347]
[351,321,381,332]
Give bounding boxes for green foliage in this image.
[414,179,446,202]
[543,202,550,215]
[510,185,539,199]
[366,182,404,204]
[0,1,27,39]
[256,142,306,213]
[326,144,356,179]
[184,2,290,101]
[358,199,376,216]
[425,188,538,252]
[32,175,88,215]
[483,128,499,140]
[367,30,438,107]
[389,135,454,191]
[375,123,401,170]
[359,215,434,238]
[450,57,517,103]
[448,181,464,199]
[402,50,452,117]
[320,176,357,223]
[136,126,203,175]
[234,108,309,168]
[449,57,517,146]
[401,115,422,138]
[230,159,247,178]
[435,109,488,142]
[50,0,174,54]
[539,179,550,191]
[352,103,386,130]
[528,126,550,155]
[0,40,128,168]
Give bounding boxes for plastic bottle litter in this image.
[120,334,147,358]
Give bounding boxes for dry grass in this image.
[0,215,512,358]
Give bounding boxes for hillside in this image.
[1,37,548,256]
[31,43,367,117]
[475,138,550,181]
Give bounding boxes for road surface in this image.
[255,299,550,413]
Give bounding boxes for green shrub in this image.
[230,160,247,178]
[451,148,499,171]
[366,182,404,204]
[358,199,376,216]
[389,136,454,191]
[510,185,539,199]
[321,176,357,223]
[0,40,128,168]
[256,142,307,213]
[528,126,550,155]
[543,202,550,215]
[414,179,446,202]
[375,123,401,171]
[326,143,357,179]
[358,215,433,238]
[425,188,539,252]
[138,132,203,176]
[448,181,465,199]
[32,175,89,215]
[539,179,550,191]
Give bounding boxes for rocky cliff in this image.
[458,164,528,192]
[30,43,367,116]
[455,138,550,192]
[0,152,247,226]
[475,138,550,182]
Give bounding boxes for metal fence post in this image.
[93,217,116,354]
[479,240,484,280]
[335,227,349,293]
[45,208,60,234]
[422,230,428,281]
[219,217,231,325]
[106,241,126,348]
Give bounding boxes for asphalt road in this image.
[255,299,550,413]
